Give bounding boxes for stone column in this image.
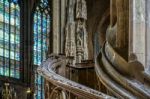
[53,0,60,54]
[146,0,150,71]
[116,0,129,48]
[129,0,146,66]
[60,0,67,53]
[65,0,76,65]
[110,0,116,27]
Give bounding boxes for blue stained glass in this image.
[37,91,41,98]
[0,57,3,74]
[0,0,20,78]
[12,0,18,4]
[0,68,3,75]
[5,67,9,76]
[33,0,51,98]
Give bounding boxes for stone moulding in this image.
[37,54,114,99]
[95,41,150,98]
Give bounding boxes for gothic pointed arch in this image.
[32,0,52,98]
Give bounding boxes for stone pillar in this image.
[110,0,116,26]
[65,0,76,65]
[116,0,129,48]
[53,0,60,54]
[129,0,146,66]
[76,0,88,63]
[146,0,150,70]
[60,0,67,53]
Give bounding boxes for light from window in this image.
[0,0,20,79]
[33,0,51,98]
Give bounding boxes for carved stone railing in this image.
[95,42,150,98]
[37,54,114,99]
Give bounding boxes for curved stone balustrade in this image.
[96,41,150,99]
[37,54,114,99]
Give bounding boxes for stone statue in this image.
[65,0,88,65]
[65,0,76,65]
[76,0,87,20]
[65,23,76,57]
[76,29,83,63]
[76,0,88,63]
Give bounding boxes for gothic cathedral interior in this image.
[0,0,150,99]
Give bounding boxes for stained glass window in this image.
[33,0,51,98]
[0,0,20,79]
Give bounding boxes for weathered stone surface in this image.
[53,0,60,54]
[37,54,114,99]
[130,0,146,66]
[146,0,150,70]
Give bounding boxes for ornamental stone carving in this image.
[65,0,88,65]
[76,0,88,63]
